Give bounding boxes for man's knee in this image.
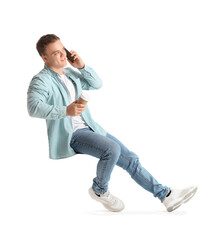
[103,140,121,162]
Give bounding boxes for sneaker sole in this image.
[167,186,198,212]
[102,203,125,212]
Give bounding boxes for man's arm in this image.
[27,77,67,120]
[77,65,103,90]
[67,50,103,90]
[27,77,86,119]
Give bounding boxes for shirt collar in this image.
[44,64,64,78]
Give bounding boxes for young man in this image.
[27,34,197,212]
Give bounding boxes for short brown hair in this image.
[36,34,60,56]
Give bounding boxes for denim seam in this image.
[134,168,167,201]
[135,164,166,193]
[120,152,165,195]
[135,168,151,185]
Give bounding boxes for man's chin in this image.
[61,62,68,67]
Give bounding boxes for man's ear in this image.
[42,55,48,63]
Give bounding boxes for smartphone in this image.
[64,48,75,63]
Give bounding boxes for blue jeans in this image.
[70,127,169,202]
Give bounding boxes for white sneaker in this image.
[88,187,125,212]
[163,186,198,212]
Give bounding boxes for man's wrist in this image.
[78,64,85,70]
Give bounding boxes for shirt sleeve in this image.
[27,77,67,120]
[71,65,103,90]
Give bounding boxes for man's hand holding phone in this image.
[65,48,85,69]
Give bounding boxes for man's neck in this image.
[46,64,63,75]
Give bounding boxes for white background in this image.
[0,0,214,239]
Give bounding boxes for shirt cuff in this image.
[60,106,67,118]
[78,64,87,73]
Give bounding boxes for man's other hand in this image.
[66,100,86,116]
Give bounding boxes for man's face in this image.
[42,40,67,70]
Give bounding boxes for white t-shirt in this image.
[59,74,89,132]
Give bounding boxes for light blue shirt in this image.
[27,64,107,159]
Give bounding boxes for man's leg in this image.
[106,132,169,202]
[70,128,197,212]
[70,128,121,195]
